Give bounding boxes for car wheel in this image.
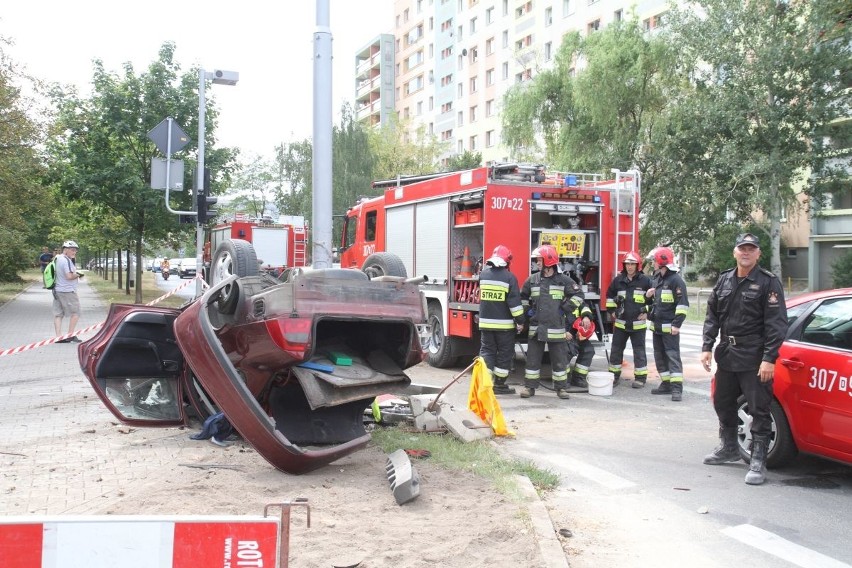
[426,302,458,368]
[210,239,259,314]
[362,252,407,279]
[736,395,798,468]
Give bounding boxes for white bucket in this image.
[587,371,614,397]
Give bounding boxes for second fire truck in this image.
[339,163,641,368]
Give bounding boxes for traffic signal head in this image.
[196,191,219,224]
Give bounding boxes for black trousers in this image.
[608,328,648,379]
[652,332,683,383]
[713,367,774,438]
[480,329,517,381]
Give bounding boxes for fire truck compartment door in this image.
[414,200,449,282]
[253,226,289,268]
[386,205,414,276]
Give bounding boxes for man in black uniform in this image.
[701,233,787,485]
[520,245,592,400]
[606,251,653,388]
[479,245,525,395]
[647,246,689,401]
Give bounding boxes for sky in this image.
[2,0,394,159]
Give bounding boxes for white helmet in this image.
[63,240,79,249]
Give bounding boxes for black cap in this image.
[735,233,760,248]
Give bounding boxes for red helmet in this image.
[530,247,542,259]
[491,245,512,263]
[650,246,677,270]
[622,251,641,265]
[572,318,596,340]
[539,245,559,267]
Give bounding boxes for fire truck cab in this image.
[340,164,640,368]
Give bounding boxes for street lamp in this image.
[196,68,239,297]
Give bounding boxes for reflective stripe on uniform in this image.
[479,317,515,330]
[525,368,541,380]
[493,366,509,379]
[552,369,568,381]
[675,303,688,316]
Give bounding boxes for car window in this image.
[786,300,814,329]
[799,296,852,351]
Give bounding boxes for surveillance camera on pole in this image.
[208,69,239,86]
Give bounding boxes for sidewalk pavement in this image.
[0,281,212,515]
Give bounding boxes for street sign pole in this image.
[196,70,206,298]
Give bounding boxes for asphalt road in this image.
[408,323,852,568]
[152,269,197,300]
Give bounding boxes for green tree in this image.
[660,0,851,279]
[47,43,237,301]
[445,151,482,171]
[831,251,852,288]
[368,115,445,179]
[502,20,679,175]
[228,154,276,220]
[0,37,56,281]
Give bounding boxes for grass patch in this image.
[0,269,42,307]
[369,425,560,496]
[83,271,188,308]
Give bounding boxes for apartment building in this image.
[355,34,396,128]
[362,0,669,163]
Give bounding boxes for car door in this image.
[777,294,852,461]
[79,304,187,426]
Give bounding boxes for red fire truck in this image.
[205,217,309,278]
[339,163,640,367]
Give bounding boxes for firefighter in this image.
[605,251,653,388]
[520,245,592,399]
[478,245,525,395]
[700,233,787,485]
[646,246,689,401]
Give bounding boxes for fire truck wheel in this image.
[426,302,458,368]
[362,252,407,279]
[211,239,259,314]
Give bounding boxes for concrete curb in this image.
[515,474,570,568]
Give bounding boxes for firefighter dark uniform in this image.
[605,255,652,388]
[701,232,788,485]
[478,247,525,394]
[520,245,592,399]
[647,247,689,401]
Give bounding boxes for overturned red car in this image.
[78,240,428,474]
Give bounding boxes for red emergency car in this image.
[737,288,852,467]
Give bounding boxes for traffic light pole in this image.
[195,70,207,299]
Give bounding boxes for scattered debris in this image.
[404,449,432,459]
[697,506,709,514]
[673,487,691,491]
[385,449,420,505]
[558,528,573,538]
[178,463,245,471]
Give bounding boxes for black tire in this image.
[210,239,258,314]
[736,395,798,468]
[362,252,407,279]
[426,302,458,368]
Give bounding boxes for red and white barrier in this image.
[0,516,280,568]
[0,276,211,359]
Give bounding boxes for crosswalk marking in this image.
[722,524,852,568]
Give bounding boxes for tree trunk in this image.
[769,207,783,280]
[135,239,143,304]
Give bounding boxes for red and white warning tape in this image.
[0,275,210,359]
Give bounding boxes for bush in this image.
[831,251,852,288]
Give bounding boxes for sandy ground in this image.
[83,432,547,568]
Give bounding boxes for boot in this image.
[745,437,768,485]
[671,382,683,402]
[703,427,741,465]
[553,383,571,399]
[492,379,515,395]
[520,387,535,398]
[565,372,589,393]
[612,373,622,387]
[651,380,672,395]
[632,377,646,389]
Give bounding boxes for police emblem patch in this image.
[768,291,778,304]
[749,284,760,290]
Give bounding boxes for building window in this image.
[470,135,478,150]
[486,37,495,55]
[470,105,478,122]
[563,0,573,17]
[429,122,434,135]
[457,24,463,40]
[502,0,508,16]
[429,96,434,111]
[458,110,464,125]
[404,9,409,22]
[502,30,509,48]
[588,19,600,33]
[545,41,552,61]
[417,101,423,115]
[486,99,494,116]
[614,9,623,22]
[470,46,479,63]
[458,82,464,97]
[486,68,495,85]
[786,248,798,258]
[470,75,478,93]
[441,18,453,31]
[403,107,410,119]
[458,140,464,153]
[441,101,454,113]
[502,62,509,79]
[470,16,477,34]
[515,1,532,18]
[486,130,495,147]
[442,129,453,141]
[486,6,494,24]
[545,7,552,26]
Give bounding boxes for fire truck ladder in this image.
[611,169,641,274]
[292,226,307,267]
